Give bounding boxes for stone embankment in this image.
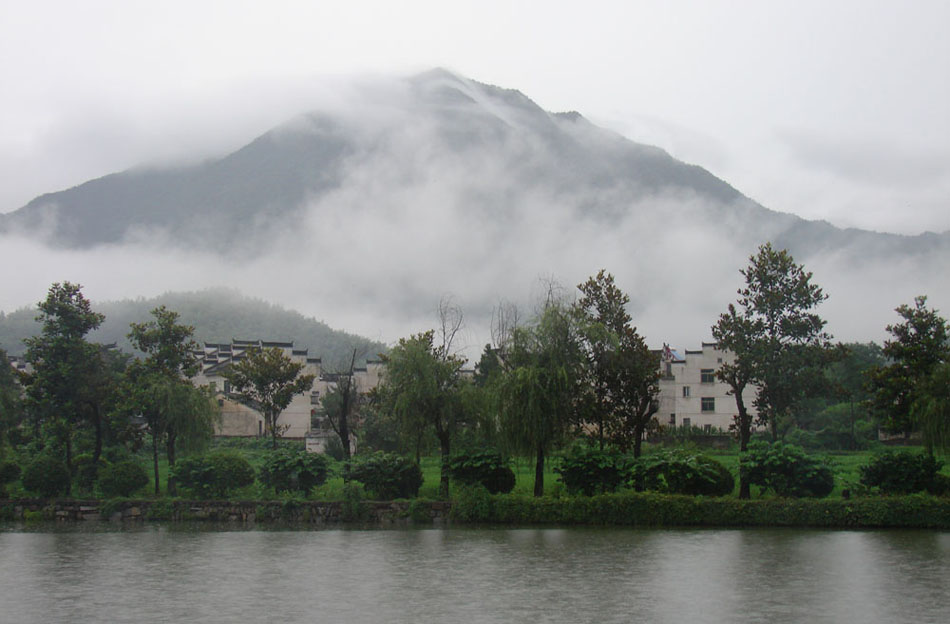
[0,498,451,525]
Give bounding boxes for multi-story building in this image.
[656,342,758,433]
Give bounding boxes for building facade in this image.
[191,339,384,441]
[656,342,758,433]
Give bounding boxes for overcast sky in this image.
[2,0,949,235]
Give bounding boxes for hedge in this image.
[452,491,950,529]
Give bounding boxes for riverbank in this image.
[4,492,949,529]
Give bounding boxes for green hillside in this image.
[0,288,386,366]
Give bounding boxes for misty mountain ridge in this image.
[5,67,941,256]
[2,68,947,353]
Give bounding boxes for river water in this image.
[1,525,948,623]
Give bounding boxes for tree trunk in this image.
[152,431,160,496]
[632,426,643,458]
[92,404,103,465]
[439,433,451,499]
[533,444,545,497]
[339,411,350,461]
[65,433,73,495]
[269,414,278,450]
[166,430,177,496]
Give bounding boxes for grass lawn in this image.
[59,438,950,502]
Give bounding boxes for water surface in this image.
[1,525,947,623]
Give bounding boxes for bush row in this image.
[450,489,950,528]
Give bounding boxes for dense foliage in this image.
[21,455,71,498]
[859,451,946,495]
[344,452,423,499]
[554,445,632,496]
[642,450,735,497]
[258,448,331,495]
[446,450,516,494]
[740,442,834,498]
[98,460,150,498]
[170,453,255,498]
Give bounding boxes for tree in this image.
[496,299,584,496]
[127,306,218,494]
[320,347,363,460]
[912,362,950,455]
[0,347,24,457]
[23,282,105,477]
[376,330,466,498]
[223,347,315,450]
[867,296,950,437]
[713,244,837,497]
[574,270,660,457]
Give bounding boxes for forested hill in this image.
[0,289,387,366]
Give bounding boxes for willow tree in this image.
[496,301,584,496]
[376,330,466,498]
[127,306,218,494]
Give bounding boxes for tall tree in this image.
[574,270,660,457]
[716,243,837,442]
[377,330,466,498]
[224,347,315,450]
[23,282,105,476]
[867,296,950,437]
[496,300,584,496]
[127,306,217,494]
[0,348,25,457]
[320,347,362,460]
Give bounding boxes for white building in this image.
[656,342,758,433]
[191,339,384,442]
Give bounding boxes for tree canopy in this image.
[223,347,315,449]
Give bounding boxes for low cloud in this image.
[3,75,948,362]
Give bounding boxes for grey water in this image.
[1,525,948,623]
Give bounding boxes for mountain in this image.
[0,289,386,365]
[6,68,939,255]
[2,69,947,350]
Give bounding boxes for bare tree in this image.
[438,295,464,358]
[491,298,521,353]
[320,346,366,460]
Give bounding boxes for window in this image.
[701,369,715,383]
[224,380,231,394]
[682,417,691,428]
[682,386,690,398]
[209,381,217,392]
[701,397,715,412]
[310,391,321,405]
[669,414,676,426]
[703,424,712,434]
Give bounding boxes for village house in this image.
[191,339,383,450]
[656,342,759,433]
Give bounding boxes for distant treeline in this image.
[0,288,386,365]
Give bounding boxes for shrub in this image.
[21,456,70,498]
[446,450,516,494]
[98,460,149,498]
[73,454,109,492]
[740,442,834,498]
[643,450,735,497]
[171,453,256,498]
[0,460,20,486]
[859,451,945,495]
[344,452,423,499]
[258,448,331,495]
[340,482,369,522]
[555,445,632,496]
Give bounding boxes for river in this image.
[1,525,948,623]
